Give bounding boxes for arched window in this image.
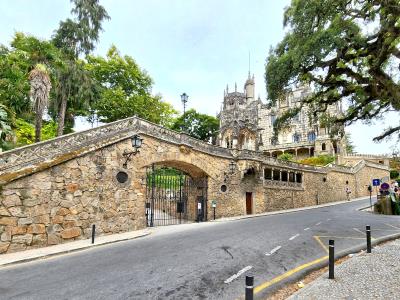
[293,133,300,143]
[270,115,277,126]
[322,143,326,151]
[308,131,316,142]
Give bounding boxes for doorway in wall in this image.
[246,192,253,215]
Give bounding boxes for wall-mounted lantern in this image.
[122,134,143,168]
[224,161,237,182]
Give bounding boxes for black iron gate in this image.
[145,164,191,226]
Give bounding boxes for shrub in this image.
[298,155,335,166]
[390,169,399,179]
[278,153,294,161]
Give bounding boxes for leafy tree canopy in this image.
[52,0,110,57]
[170,109,220,142]
[0,33,63,119]
[86,46,176,126]
[266,0,400,142]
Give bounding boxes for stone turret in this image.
[244,73,255,102]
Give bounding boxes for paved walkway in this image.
[0,195,370,268]
[289,238,400,300]
[0,229,150,267]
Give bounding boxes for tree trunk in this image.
[35,109,43,143]
[57,95,67,136]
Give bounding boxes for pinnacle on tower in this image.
[235,82,237,92]
[226,84,229,93]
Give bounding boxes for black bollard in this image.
[329,240,335,279]
[91,224,96,244]
[245,275,254,300]
[213,207,216,220]
[366,225,371,253]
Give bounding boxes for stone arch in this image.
[221,128,234,149]
[141,159,210,225]
[238,128,256,150]
[143,159,209,179]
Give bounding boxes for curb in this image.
[0,231,151,268]
[212,196,372,223]
[266,232,400,299]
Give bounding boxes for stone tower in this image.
[244,73,255,102]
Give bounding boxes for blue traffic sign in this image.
[372,179,380,186]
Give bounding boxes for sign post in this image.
[372,178,380,199]
[211,200,217,220]
[367,185,372,210]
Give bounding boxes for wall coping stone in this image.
[0,116,388,184]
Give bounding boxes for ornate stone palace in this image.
[217,74,346,159]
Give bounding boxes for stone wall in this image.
[0,116,390,254]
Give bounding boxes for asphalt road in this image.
[1,198,400,300]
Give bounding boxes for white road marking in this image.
[304,227,310,231]
[224,266,253,284]
[353,228,365,236]
[265,246,282,256]
[289,234,300,241]
[315,222,322,226]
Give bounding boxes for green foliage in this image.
[277,153,294,161]
[298,155,335,166]
[170,109,220,142]
[52,0,110,57]
[87,46,176,125]
[0,104,15,150]
[390,169,399,179]
[266,0,400,141]
[344,133,355,154]
[15,119,57,146]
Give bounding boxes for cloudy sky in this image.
[0,0,397,154]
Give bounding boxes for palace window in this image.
[289,172,295,182]
[281,171,288,181]
[264,168,272,180]
[296,173,302,183]
[293,133,300,143]
[271,115,277,126]
[322,143,326,151]
[308,131,316,142]
[273,169,280,181]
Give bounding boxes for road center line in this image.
[304,227,310,231]
[289,234,300,241]
[224,266,253,284]
[265,246,282,256]
[315,222,322,226]
[385,223,400,230]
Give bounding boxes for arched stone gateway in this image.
[144,162,208,226]
[0,117,389,254]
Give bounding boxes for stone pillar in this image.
[279,170,282,181]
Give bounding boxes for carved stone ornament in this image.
[179,145,192,154]
[231,149,240,158]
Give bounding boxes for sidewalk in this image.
[213,195,371,223]
[0,195,369,268]
[0,229,150,268]
[289,238,400,300]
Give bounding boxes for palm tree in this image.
[0,104,15,151]
[29,64,52,142]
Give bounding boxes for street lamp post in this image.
[181,93,188,132]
